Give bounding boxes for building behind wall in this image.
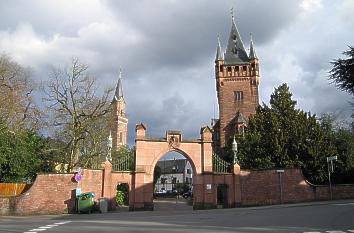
[155,158,193,193]
[213,13,260,150]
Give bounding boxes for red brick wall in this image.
[0,173,77,215]
[1,166,353,215]
[239,168,354,206]
[79,169,104,198]
[0,168,133,215]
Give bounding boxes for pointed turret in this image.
[249,34,258,60]
[111,68,128,149]
[113,69,124,101]
[215,35,224,61]
[224,12,249,64]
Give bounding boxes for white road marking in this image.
[23,221,71,233]
[348,231,354,232]
[53,221,71,224]
[325,231,346,233]
[303,232,321,233]
[332,203,354,206]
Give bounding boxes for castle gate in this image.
[130,123,241,210]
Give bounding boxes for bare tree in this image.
[0,54,41,132]
[44,58,113,171]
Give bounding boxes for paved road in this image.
[1,200,354,233]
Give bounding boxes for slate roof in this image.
[249,34,258,60]
[224,16,250,65]
[113,69,124,101]
[215,35,224,61]
[156,159,188,174]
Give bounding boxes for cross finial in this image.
[231,7,235,21]
[119,67,122,79]
[250,32,253,42]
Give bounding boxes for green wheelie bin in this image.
[77,192,95,214]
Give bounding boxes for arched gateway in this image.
[129,123,241,210]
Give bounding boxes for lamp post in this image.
[106,131,112,161]
[276,170,284,204]
[327,155,337,200]
[232,136,238,164]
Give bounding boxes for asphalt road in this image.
[1,199,354,233]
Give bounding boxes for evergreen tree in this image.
[238,83,335,183]
[329,46,354,96]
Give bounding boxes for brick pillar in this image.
[201,127,213,173]
[233,163,242,206]
[131,172,152,210]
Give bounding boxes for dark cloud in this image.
[0,0,352,146]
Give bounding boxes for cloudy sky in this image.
[0,0,353,145]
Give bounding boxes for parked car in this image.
[182,190,193,199]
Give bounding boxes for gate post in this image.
[200,127,213,173]
[232,163,242,207]
[103,160,115,209]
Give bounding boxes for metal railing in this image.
[212,153,232,173]
[112,153,135,172]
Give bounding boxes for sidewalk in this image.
[153,197,193,211]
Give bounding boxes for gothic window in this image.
[119,132,123,143]
[234,91,243,101]
[227,67,232,72]
[233,35,237,41]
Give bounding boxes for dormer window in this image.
[233,35,237,41]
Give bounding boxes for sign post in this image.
[327,156,337,200]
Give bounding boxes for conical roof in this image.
[215,35,224,61]
[249,34,258,59]
[113,69,124,101]
[224,15,249,64]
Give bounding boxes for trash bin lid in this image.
[77,192,95,198]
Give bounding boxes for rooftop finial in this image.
[231,7,235,21]
[119,67,122,79]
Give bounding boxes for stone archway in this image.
[130,124,214,210]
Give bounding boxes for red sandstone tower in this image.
[111,69,128,150]
[214,13,260,148]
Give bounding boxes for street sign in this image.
[327,156,337,162]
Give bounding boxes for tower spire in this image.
[114,68,124,101]
[249,33,258,59]
[224,8,249,64]
[215,34,224,61]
